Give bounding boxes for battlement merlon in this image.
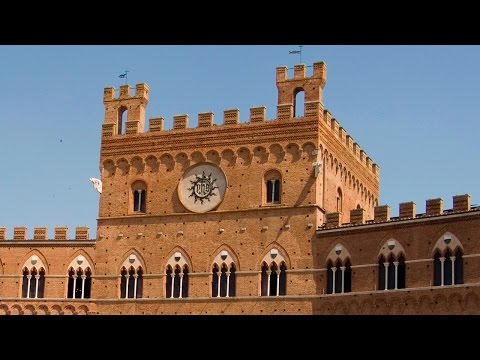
[102,83,150,135]
[276,62,327,107]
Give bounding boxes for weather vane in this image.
[119,69,129,85]
[289,45,303,63]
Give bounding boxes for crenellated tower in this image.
[276,62,327,120]
[92,60,380,302]
[102,83,149,136]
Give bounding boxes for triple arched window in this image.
[261,261,287,296]
[325,244,352,294]
[166,265,189,298]
[22,267,45,299]
[120,266,143,299]
[432,233,464,287]
[377,240,406,291]
[212,250,236,298]
[260,248,288,296]
[67,255,93,299]
[21,255,46,299]
[433,248,464,286]
[67,267,92,299]
[327,258,352,294]
[119,254,144,299]
[378,254,406,290]
[165,251,189,299]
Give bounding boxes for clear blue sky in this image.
[1,45,479,239]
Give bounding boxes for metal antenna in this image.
[119,69,129,85]
[289,45,303,63]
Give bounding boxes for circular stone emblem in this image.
[178,162,227,213]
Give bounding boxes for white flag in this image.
[89,177,102,193]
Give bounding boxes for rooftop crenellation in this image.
[101,61,379,178]
[0,226,92,241]
[320,194,476,230]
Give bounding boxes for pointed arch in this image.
[20,250,48,274]
[21,253,47,299]
[66,250,95,274]
[66,252,94,299]
[431,232,463,256]
[260,244,289,297]
[378,238,406,259]
[261,242,291,269]
[165,246,192,272]
[432,232,464,287]
[118,248,146,273]
[377,239,406,291]
[119,250,145,299]
[211,245,239,298]
[165,247,192,299]
[325,243,352,294]
[325,242,352,265]
[210,244,240,270]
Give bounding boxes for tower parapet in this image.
[276,61,326,120]
[102,83,150,137]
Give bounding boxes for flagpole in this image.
[289,45,303,64]
[119,69,129,85]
